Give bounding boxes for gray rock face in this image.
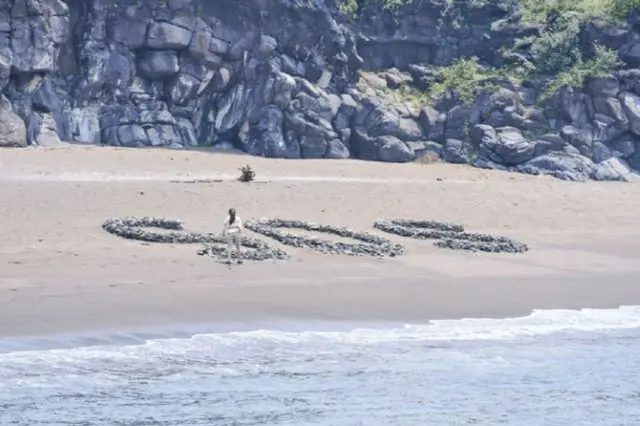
[0,0,638,182]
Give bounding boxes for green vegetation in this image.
[426,57,500,104]
[342,0,633,105]
[539,44,623,100]
[422,42,621,105]
[416,57,524,104]
[395,83,430,106]
[518,12,582,75]
[337,0,413,18]
[395,41,621,107]
[515,0,640,25]
[337,0,639,23]
[505,6,625,99]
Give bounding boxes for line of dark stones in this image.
[101,217,290,261]
[102,216,526,257]
[373,219,528,254]
[244,219,407,257]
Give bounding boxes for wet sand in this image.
[1,145,640,337]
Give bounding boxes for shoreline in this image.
[2,292,640,353]
[2,146,640,340]
[3,247,640,339]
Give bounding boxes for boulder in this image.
[255,35,278,59]
[533,133,565,157]
[444,105,469,140]
[409,141,443,161]
[146,124,181,146]
[560,125,594,157]
[619,40,640,67]
[619,92,640,135]
[175,117,198,147]
[471,125,534,165]
[442,138,468,164]
[592,157,636,181]
[324,139,351,159]
[0,48,11,91]
[0,98,27,147]
[630,149,640,171]
[117,125,148,147]
[591,96,629,126]
[592,141,612,163]
[166,73,200,105]
[611,134,637,159]
[138,51,179,79]
[517,152,595,181]
[587,76,620,98]
[352,129,414,162]
[418,106,445,142]
[472,157,509,171]
[545,86,589,126]
[33,113,64,146]
[146,21,193,50]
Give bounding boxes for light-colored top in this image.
[223,215,242,235]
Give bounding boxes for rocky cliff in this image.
[1,0,639,181]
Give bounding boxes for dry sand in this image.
[1,145,640,338]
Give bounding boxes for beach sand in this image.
[1,145,640,337]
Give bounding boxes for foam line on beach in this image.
[1,306,639,356]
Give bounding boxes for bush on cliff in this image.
[521,12,583,75]
[540,43,623,100]
[385,0,625,106]
[426,57,501,104]
[517,0,640,24]
[338,0,640,22]
[338,0,412,17]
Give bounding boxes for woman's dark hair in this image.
[228,208,235,224]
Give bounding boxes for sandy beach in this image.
[1,145,640,338]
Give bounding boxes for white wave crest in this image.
[1,306,639,358]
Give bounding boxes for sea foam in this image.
[1,305,639,358]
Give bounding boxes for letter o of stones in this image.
[373,219,528,253]
[101,217,289,261]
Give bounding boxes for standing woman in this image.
[222,208,243,264]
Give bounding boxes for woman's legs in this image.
[234,235,242,263]
[226,235,234,263]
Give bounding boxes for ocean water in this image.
[1,307,640,425]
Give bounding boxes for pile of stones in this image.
[245,218,407,257]
[373,219,528,253]
[102,217,289,261]
[196,241,289,262]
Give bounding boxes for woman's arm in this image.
[222,216,229,236]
